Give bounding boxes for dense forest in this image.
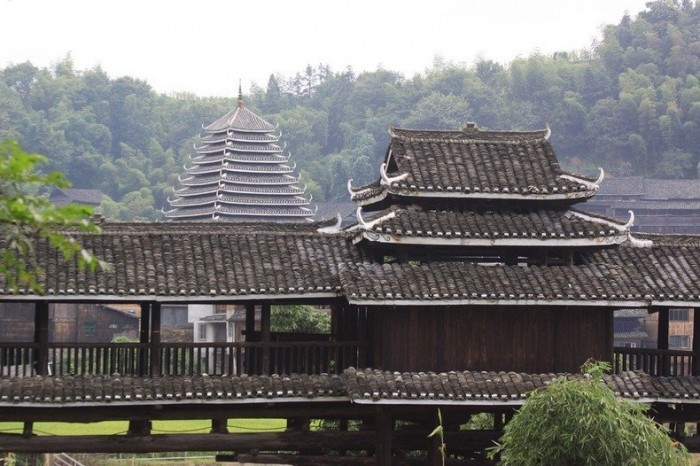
[0,0,697,220]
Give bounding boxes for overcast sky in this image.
[1,0,650,97]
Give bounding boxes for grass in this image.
[0,418,285,436]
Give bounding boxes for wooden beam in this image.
[218,453,375,465]
[0,431,376,454]
[33,302,49,376]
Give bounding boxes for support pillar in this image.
[33,302,49,376]
[658,307,670,376]
[693,308,700,376]
[261,303,271,375]
[244,304,256,373]
[139,303,151,376]
[150,303,161,376]
[374,407,392,466]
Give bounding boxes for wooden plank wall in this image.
[372,305,612,374]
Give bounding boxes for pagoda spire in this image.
[237,80,243,108]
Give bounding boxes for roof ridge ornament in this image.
[347,179,355,195]
[317,212,343,233]
[544,123,551,141]
[356,207,367,228]
[380,162,408,186]
[623,210,635,231]
[558,167,604,190]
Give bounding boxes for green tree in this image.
[271,305,330,334]
[490,361,690,466]
[0,140,108,290]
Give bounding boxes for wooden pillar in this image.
[33,302,49,376]
[658,308,669,349]
[358,306,368,368]
[658,307,670,376]
[211,418,229,434]
[244,303,256,340]
[374,407,392,466]
[692,308,700,376]
[150,303,162,376]
[139,303,151,377]
[261,303,271,375]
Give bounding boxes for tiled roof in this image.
[0,373,346,405]
[614,331,649,339]
[596,178,700,199]
[355,207,629,246]
[0,222,360,300]
[50,188,105,206]
[350,125,599,204]
[4,369,700,406]
[203,105,276,133]
[614,309,648,318]
[0,221,698,305]
[339,244,700,305]
[343,368,700,403]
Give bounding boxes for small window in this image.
[84,321,97,337]
[670,309,689,321]
[669,335,690,349]
[198,323,207,340]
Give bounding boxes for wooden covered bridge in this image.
[1,123,700,464]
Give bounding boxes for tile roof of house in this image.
[3,368,700,407]
[349,125,600,204]
[50,188,104,206]
[0,222,362,301]
[339,244,700,306]
[596,178,700,199]
[353,207,630,246]
[0,222,698,307]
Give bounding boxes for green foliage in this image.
[270,305,330,333]
[489,361,691,466]
[0,140,109,291]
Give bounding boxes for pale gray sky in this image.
[1,0,650,97]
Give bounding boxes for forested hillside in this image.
[0,0,697,220]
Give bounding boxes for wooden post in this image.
[358,306,368,368]
[374,407,392,466]
[261,303,271,375]
[211,418,228,434]
[139,303,151,377]
[33,302,49,376]
[693,308,700,376]
[658,307,670,376]
[150,303,161,376]
[244,304,256,374]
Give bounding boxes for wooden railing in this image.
[614,347,694,376]
[0,341,367,377]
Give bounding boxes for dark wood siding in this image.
[371,305,612,374]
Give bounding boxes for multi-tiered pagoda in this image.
[164,93,315,222]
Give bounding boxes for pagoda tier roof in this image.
[168,194,311,208]
[194,141,282,154]
[1,221,699,308]
[203,105,276,133]
[163,205,315,220]
[339,243,700,306]
[349,125,601,205]
[200,131,278,144]
[4,368,700,406]
[190,152,289,165]
[177,174,299,187]
[185,162,294,176]
[174,184,305,198]
[351,206,632,247]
